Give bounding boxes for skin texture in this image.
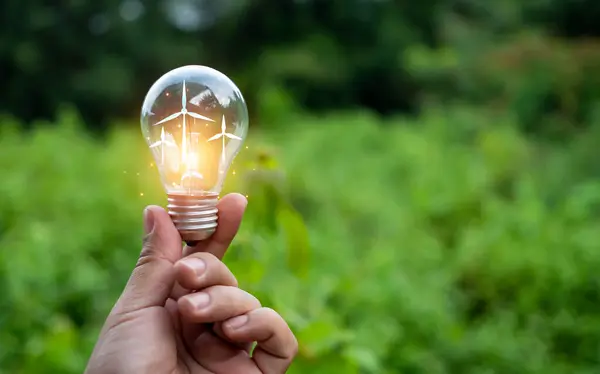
[85,193,298,374]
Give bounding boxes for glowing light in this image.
[186,151,200,170]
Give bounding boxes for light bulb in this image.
[141,65,248,244]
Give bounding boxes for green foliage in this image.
[6,0,600,132]
[2,107,600,373]
[407,31,600,139]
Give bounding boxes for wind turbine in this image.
[207,115,242,163]
[153,81,214,162]
[149,126,176,165]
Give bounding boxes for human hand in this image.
[85,193,298,374]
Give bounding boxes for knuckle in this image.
[199,254,238,287]
[260,307,298,356]
[137,236,163,268]
[178,251,219,269]
[212,286,260,307]
[245,290,262,307]
[289,334,299,356]
[203,284,228,300]
[260,307,279,319]
[135,254,154,269]
[194,251,219,263]
[140,233,156,258]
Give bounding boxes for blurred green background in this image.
[3,1,600,373]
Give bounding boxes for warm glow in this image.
[186,151,200,170]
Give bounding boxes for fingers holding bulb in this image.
[170,193,246,300]
[184,192,248,259]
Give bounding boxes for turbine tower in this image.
[149,126,176,165]
[207,115,242,164]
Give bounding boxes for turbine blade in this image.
[188,111,214,122]
[149,141,161,148]
[225,133,242,140]
[221,115,226,132]
[182,81,187,109]
[154,112,181,126]
[207,134,221,141]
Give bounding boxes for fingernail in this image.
[180,258,206,276]
[143,208,155,234]
[188,292,210,309]
[225,315,248,329]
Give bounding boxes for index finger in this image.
[183,192,247,259]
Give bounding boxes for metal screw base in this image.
[167,192,218,245]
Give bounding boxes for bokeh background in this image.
[3,1,600,373]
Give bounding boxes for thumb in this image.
[113,205,183,315]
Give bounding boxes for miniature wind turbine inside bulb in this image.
[140,65,248,244]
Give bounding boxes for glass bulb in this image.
[140,65,248,243]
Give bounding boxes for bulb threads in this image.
[167,192,219,244]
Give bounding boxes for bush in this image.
[2,107,600,373]
[407,33,600,139]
